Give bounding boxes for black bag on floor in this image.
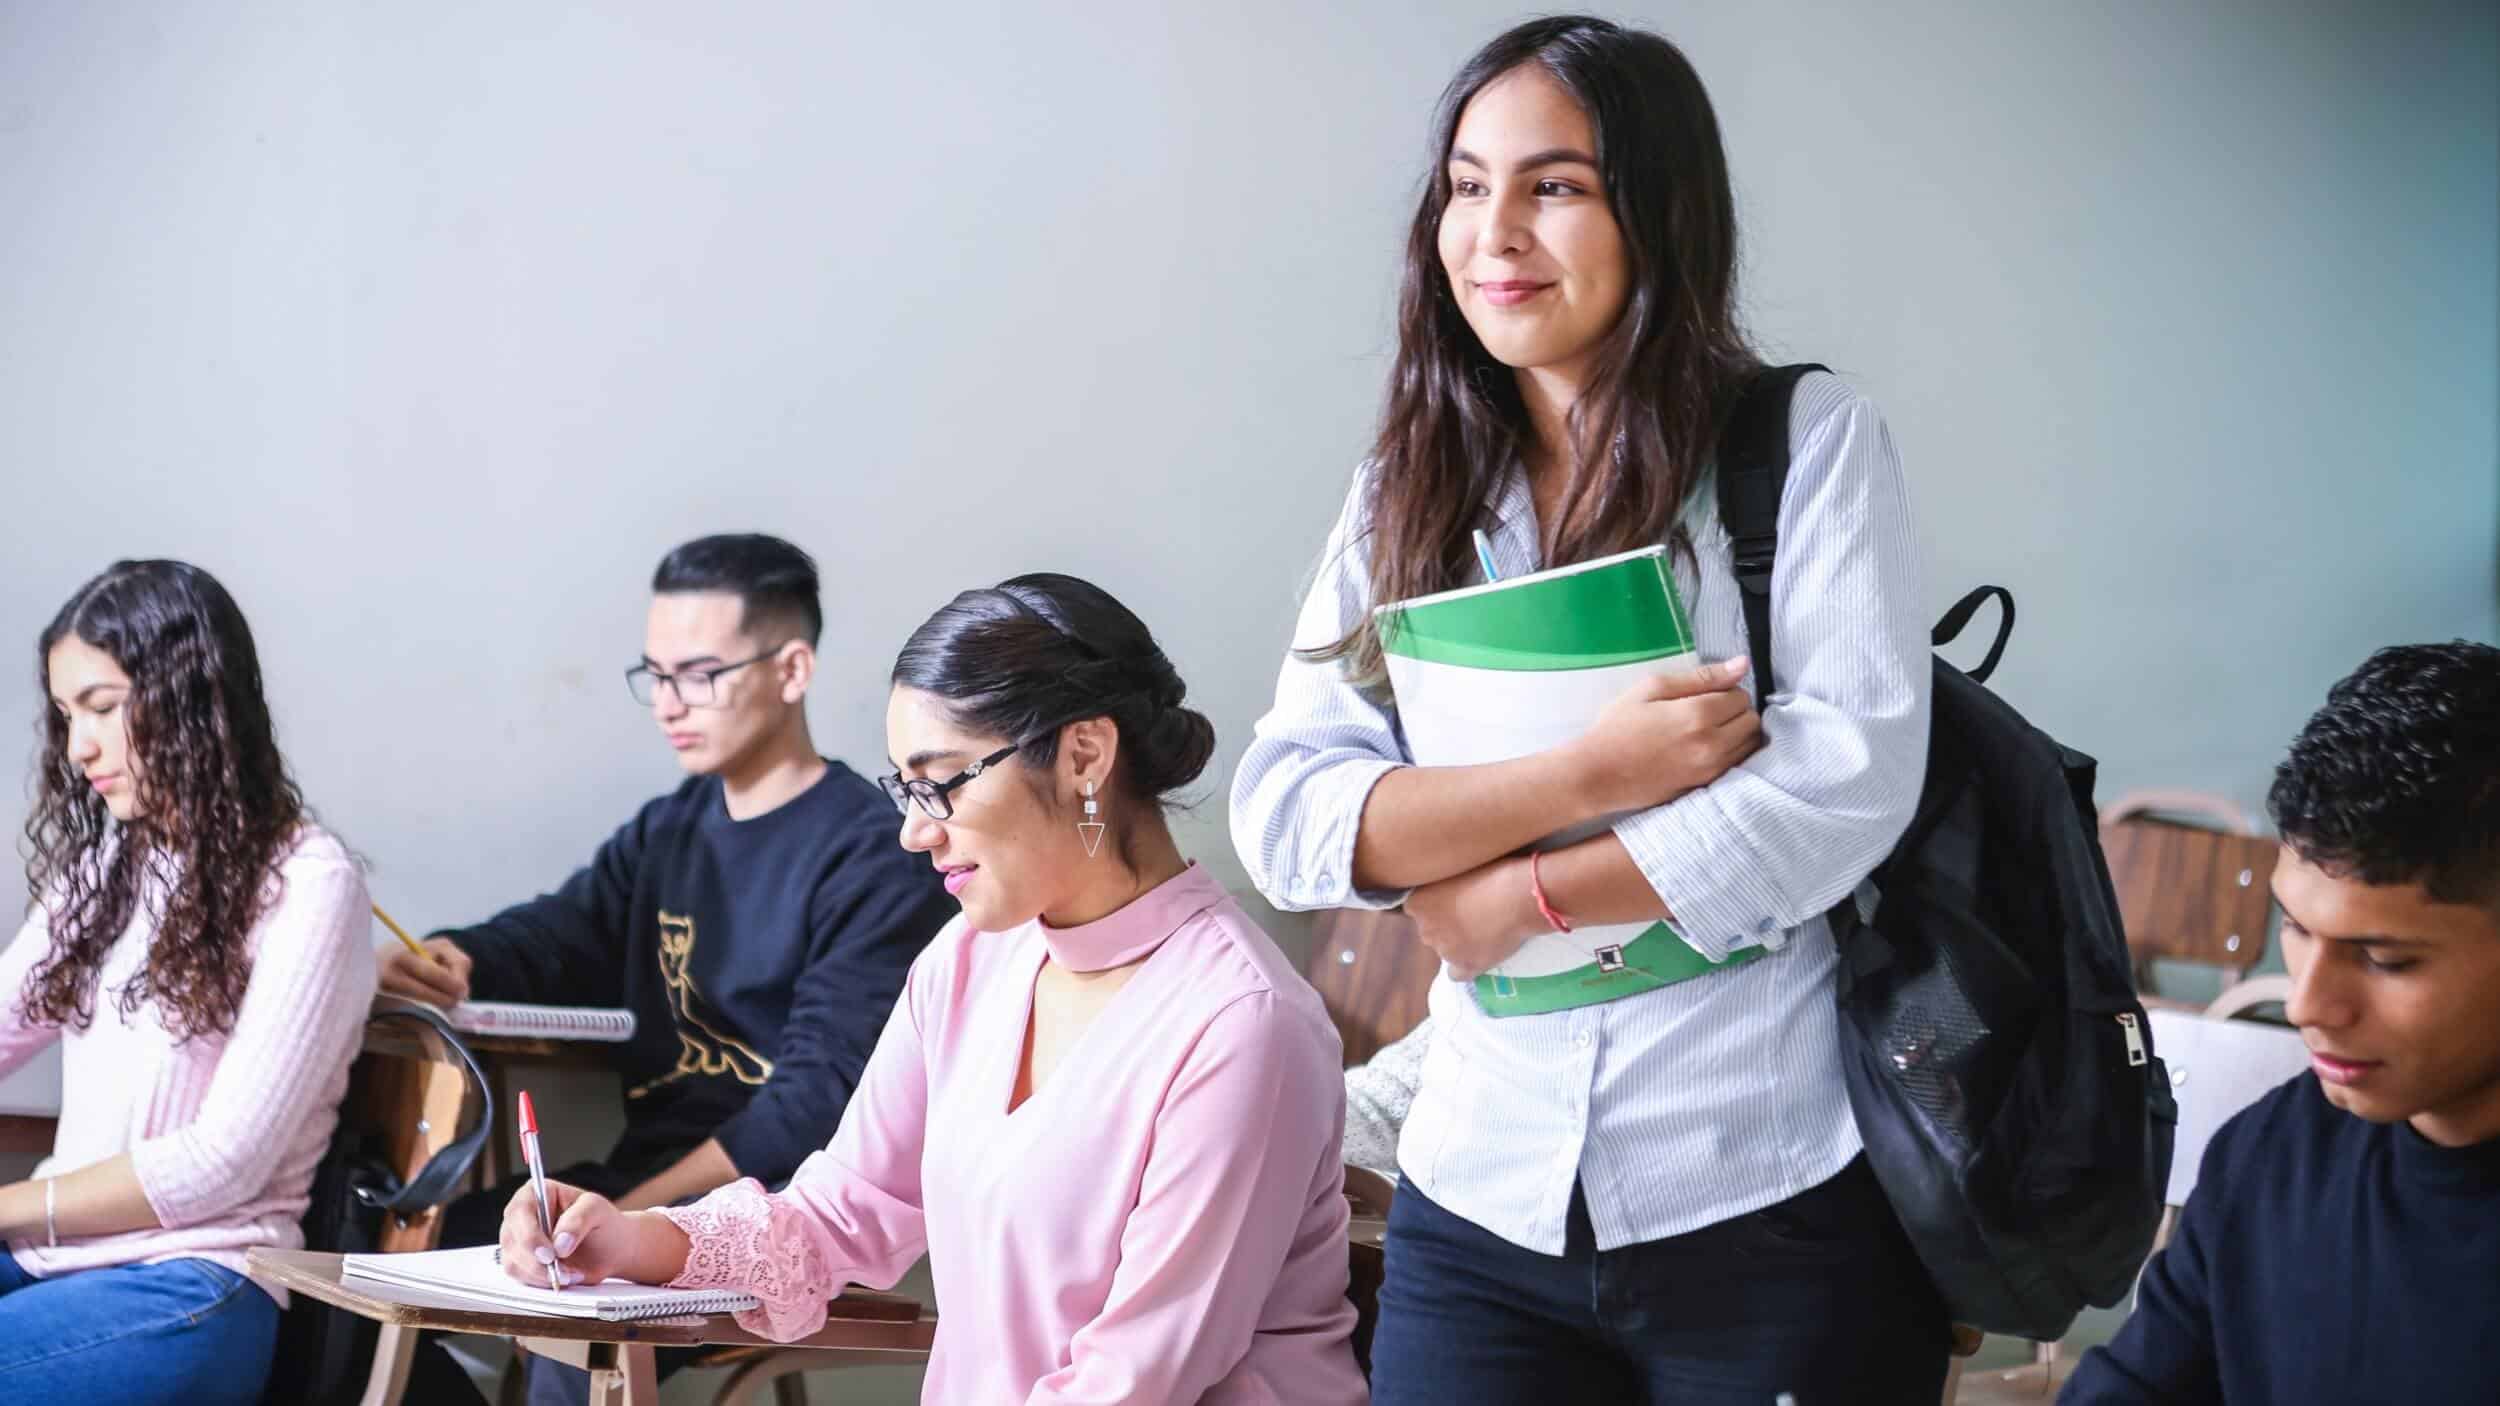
[1717,364,2177,1341]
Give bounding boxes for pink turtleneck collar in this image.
[1034,861,1226,973]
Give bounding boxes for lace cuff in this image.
[656,1178,835,1341]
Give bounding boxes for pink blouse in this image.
[657,862,1365,1404]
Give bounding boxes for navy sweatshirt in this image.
[2064,1073,2500,1404]
[446,763,954,1184]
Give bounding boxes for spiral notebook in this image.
[445,1001,636,1042]
[341,1245,758,1322]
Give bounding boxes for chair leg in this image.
[360,1324,419,1406]
[495,1352,529,1406]
[1940,1352,1966,1405]
[774,1376,809,1406]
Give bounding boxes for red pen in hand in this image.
[519,1091,562,1293]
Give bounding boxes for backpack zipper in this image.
[2116,1012,2148,1067]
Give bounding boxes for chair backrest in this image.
[260,1009,492,1405]
[347,1010,489,1252]
[2100,791,2280,989]
[1302,908,1438,1068]
[2143,1008,2311,1209]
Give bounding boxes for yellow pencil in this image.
[371,903,443,966]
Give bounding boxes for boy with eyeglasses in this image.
[380,534,953,1404]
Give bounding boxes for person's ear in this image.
[1057,716,1120,800]
[777,641,815,704]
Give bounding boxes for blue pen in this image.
[1472,529,1502,582]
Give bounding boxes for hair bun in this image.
[1134,704,1217,795]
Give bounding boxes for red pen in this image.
[518,1091,562,1293]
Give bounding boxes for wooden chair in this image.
[347,1005,498,1404]
[0,1113,56,1160]
[2099,790,2279,1010]
[1302,906,1438,1381]
[1303,907,1437,1067]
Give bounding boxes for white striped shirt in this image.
[1230,371,1930,1254]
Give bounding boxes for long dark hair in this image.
[20,561,308,1041]
[891,573,1215,868]
[1317,15,1760,677]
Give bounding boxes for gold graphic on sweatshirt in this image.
[628,910,774,1098]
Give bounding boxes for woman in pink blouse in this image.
[503,572,1367,1404]
[0,561,377,1405]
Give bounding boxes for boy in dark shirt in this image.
[2065,641,2500,1405]
[379,534,954,1403]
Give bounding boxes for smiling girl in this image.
[1232,16,1948,1403]
[501,573,1366,1405]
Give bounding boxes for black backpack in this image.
[1717,364,2177,1342]
[261,999,494,1405]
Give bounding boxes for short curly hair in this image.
[2267,640,2500,907]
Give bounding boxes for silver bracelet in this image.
[43,1177,57,1249]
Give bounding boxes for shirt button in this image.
[1755,917,1777,933]
[1574,1031,1593,1049]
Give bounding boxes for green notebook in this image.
[1375,546,1764,1016]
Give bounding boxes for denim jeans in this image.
[0,1251,281,1405]
[1368,1157,1950,1406]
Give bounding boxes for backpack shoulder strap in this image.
[1715,363,1827,712]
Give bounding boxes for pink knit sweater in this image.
[0,828,376,1302]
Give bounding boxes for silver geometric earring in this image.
[1078,781,1106,859]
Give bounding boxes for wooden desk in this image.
[249,1249,934,1406]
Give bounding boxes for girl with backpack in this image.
[1230,16,1948,1402]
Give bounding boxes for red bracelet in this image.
[1529,852,1574,933]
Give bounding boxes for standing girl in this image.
[1233,17,1948,1403]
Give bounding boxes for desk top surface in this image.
[247,1249,935,1351]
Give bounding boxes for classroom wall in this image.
[3,0,2492,1397]
[9,0,2490,948]
[1,0,2493,1262]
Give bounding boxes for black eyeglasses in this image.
[880,743,1022,821]
[625,648,781,708]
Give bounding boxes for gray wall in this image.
[1,1,2493,1391]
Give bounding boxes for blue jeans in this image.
[1369,1158,1949,1406]
[0,1251,280,1405]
